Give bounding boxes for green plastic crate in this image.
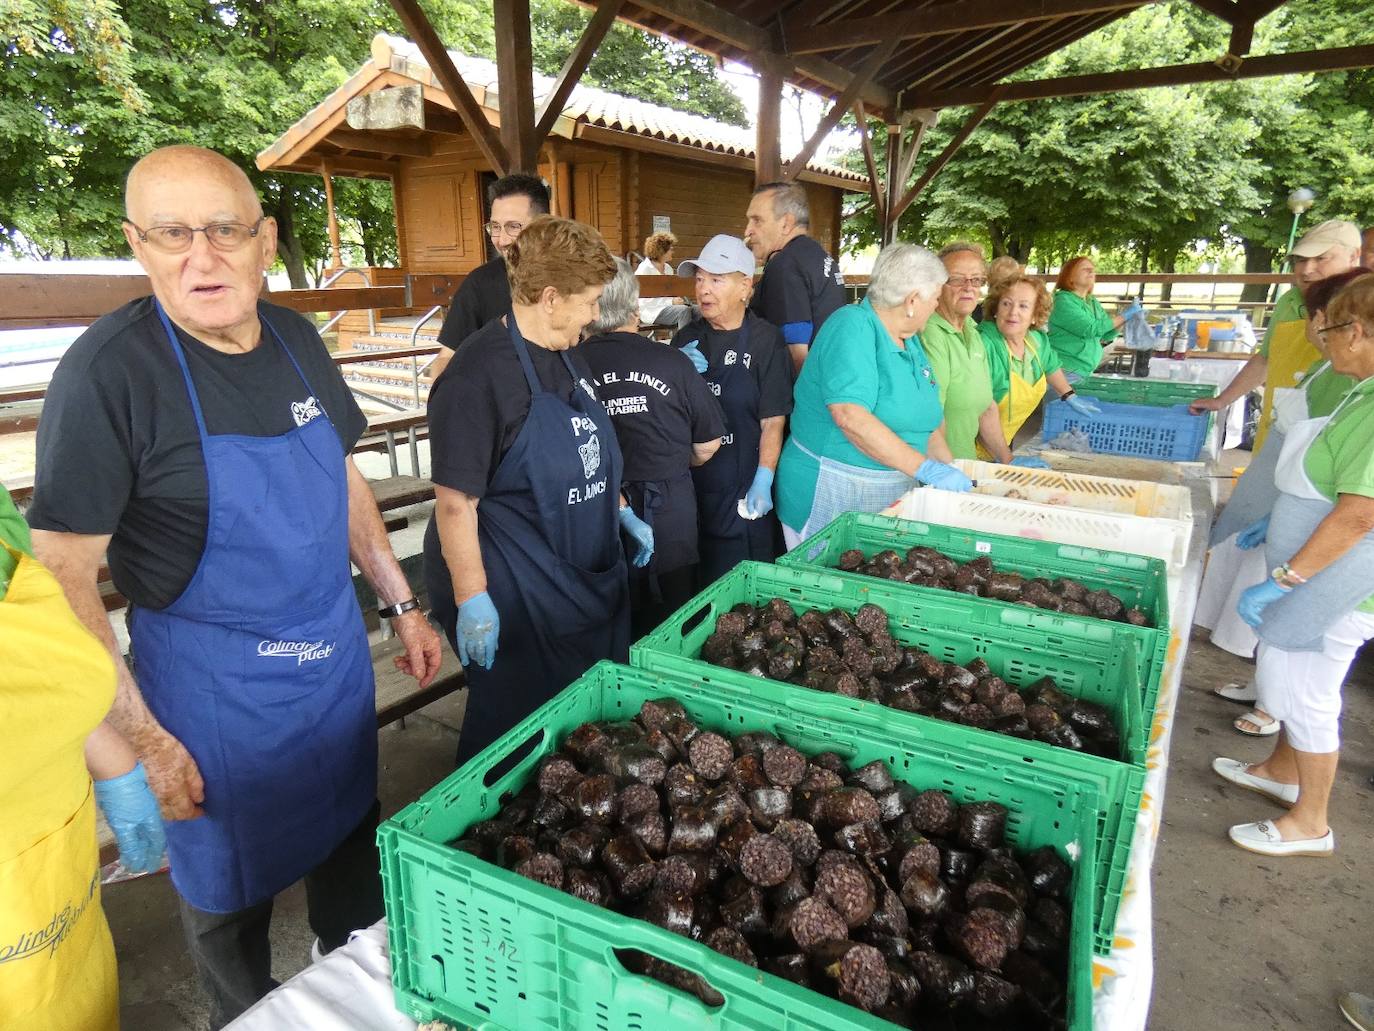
[631,561,1144,954]
[777,511,1170,719]
[380,661,1099,1030]
[1076,374,1218,438]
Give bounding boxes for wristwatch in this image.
[1271,564,1306,591]
[1062,389,1076,399]
[378,597,421,619]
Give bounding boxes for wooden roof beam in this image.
[783,40,898,180]
[908,42,1374,106]
[784,0,1147,55]
[626,0,895,112]
[889,96,997,222]
[386,0,511,172]
[534,0,624,149]
[327,127,434,158]
[853,101,885,225]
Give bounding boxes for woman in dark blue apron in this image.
[675,235,795,585]
[423,217,639,767]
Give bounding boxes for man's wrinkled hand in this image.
[392,608,444,689]
[1189,396,1225,414]
[139,726,205,821]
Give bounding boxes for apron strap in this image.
[154,299,211,441]
[505,310,546,396]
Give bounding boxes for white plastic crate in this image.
[954,460,1193,521]
[882,487,1192,570]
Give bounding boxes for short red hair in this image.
[1055,256,1093,292]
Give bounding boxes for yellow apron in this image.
[1255,315,1318,454]
[0,546,119,1031]
[977,337,1047,461]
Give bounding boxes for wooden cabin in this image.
[257,34,863,409]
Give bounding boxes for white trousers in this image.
[1194,536,1267,658]
[1255,609,1374,753]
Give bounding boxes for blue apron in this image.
[431,313,629,768]
[130,301,376,914]
[691,314,777,582]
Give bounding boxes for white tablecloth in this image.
[1145,357,1249,450]
[230,474,1218,1031]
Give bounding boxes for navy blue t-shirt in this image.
[749,234,846,347]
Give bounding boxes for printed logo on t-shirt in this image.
[724,350,738,366]
[291,396,323,427]
[0,870,98,966]
[824,255,842,286]
[579,378,598,401]
[578,433,601,479]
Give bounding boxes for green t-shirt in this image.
[776,299,943,530]
[980,323,1061,403]
[0,484,32,596]
[1302,377,1374,613]
[1300,358,1359,419]
[920,311,993,460]
[1258,287,1306,359]
[1046,291,1118,379]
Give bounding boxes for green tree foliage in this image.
[2,0,745,282]
[843,0,1372,276]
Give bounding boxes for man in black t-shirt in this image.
[28,145,442,1028]
[429,173,550,380]
[744,181,846,375]
[578,260,726,633]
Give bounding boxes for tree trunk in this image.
[1158,246,1177,304]
[1241,238,1277,304]
[362,223,377,268]
[272,185,309,289]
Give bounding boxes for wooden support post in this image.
[494,0,538,172]
[853,102,884,230]
[321,160,343,269]
[882,123,902,246]
[889,98,997,224]
[387,0,510,173]
[782,41,897,182]
[534,0,624,149]
[1228,19,1254,56]
[755,60,784,186]
[390,174,409,265]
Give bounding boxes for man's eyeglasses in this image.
[1317,320,1355,338]
[946,275,988,289]
[485,220,527,238]
[124,218,265,254]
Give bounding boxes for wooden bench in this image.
[96,634,465,868]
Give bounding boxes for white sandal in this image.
[1233,710,1280,737]
[1213,681,1257,704]
[1229,819,1333,857]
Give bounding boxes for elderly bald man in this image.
[28,145,442,1027]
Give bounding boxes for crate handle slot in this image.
[609,946,727,1011]
[480,726,549,789]
[677,599,715,639]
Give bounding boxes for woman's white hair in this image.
[586,257,639,335]
[866,243,948,308]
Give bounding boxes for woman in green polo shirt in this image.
[775,243,971,547]
[921,243,1048,466]
[1212,275,1374,859]
[1046,256,1140,381]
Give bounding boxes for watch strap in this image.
[378,597,421,619]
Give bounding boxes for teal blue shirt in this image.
[777,299,943,530]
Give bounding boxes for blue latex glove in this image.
[1237,578,1287,628]
[745,467,775,518]
[93,763,166,874]
[915,459,974,493]
[1064,394,1101,417]
[1122,302,1144,320]
[1236,514,1271,550]
[1009,455,1051,470]
[619,506,655,568]
[679,340,708,374]
[456,591,500,670]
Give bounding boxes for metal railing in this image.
[408,306,445,398]
[317,267,376,335]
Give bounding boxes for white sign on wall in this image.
[652,215,671,234]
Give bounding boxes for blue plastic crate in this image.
[1043,397,1209,461]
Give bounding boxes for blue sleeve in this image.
[782,321,814,346]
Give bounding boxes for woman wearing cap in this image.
[580,260,726,635]
[1190,220,1362,453]
[670,234,793,582]
[977,274,1100,458]
[1195,269,1367,737]
[1213,275,1374,857]
[776,243,971,547]
[424,217,652,765]
[1046,256,1141,382]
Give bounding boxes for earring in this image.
[906,308,914,318]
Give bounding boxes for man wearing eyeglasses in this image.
[429,173,551,381]
[27,145,442,1028]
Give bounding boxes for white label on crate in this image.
[974,540,992,554]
